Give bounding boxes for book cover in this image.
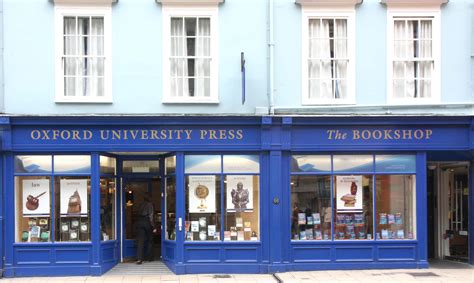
[306,216,313,225]
[387,214,395,224]
[191,221,199,232]
[313,213,321,225]
[236,217,243,228]
[298,213,306,225]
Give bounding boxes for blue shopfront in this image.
[0,116,472,277]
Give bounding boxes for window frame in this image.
[161,6,219,104]
[301,9,356,105]
[387,9,441,104]
[54,5,112,103]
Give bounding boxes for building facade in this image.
[0,0,473,277]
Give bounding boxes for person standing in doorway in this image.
[136,192,156,264]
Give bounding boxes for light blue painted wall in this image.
[2,0,473,115]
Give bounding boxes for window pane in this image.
[88,78,104,97]
[171,37,184,56]
[166,156,176,175]
[334,175,373,240]
[308,60,320,79]
[64,77,77,97]
[122,160,159,174]
[64,17,76,35]
[291,155,331,173]
[185,18,197,36]
[100,178,115,241]
[54,155,91,174]
[198,18,210,36]
[15,155,52,174]
[375,155,416,173]
[100,156,116,175]
[55,177,91,242]
[333,155,373,173]
[171,18,183,36]
[15,177,52,242]
[165,177,176,240]
[64,58,77,76]
[308,79,320,99]
[186,38,196,56]
[376,175,416,240]
[185,175,221,241]
[196,38,210,56]
[291,176,331,241]
[87,58,105,76]
[185,155,221,174]
[64,36,76,55]
[393,79,404,98]
[223,155,259,173]
[78,17,90,36]
[224,175,259,241]
[124,181,148,240]
[91,17,104,36]
[89,36,104,56]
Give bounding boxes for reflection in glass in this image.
[291,176,331,240]
[15,176,52,242]
[333,155,373,173]
[100,178,115,241]
[122,160,159,174]
[15,155,52,174]
[55,176,91,242]
[376,175,416,240]
[185,155,221,174]
[54,155,91,174]
[291,155,331,172]
[375,155,416,173]
[165,156,176,175]
[334,175,373,240]
[100,156,116,175]
[223,155,260,173]
[165,177,176,240]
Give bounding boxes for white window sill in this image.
[55,98,113,104]
[302,100,356,106]
[162,99,220,104]
[387,99,440,105]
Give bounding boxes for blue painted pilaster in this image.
[469,160,474,265]
[3,154,13,277]
[91,153,101,275]
[268,150,284,272]
[416,152,428,267]
[175,152,185,274]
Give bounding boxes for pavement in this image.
[0,261,472,283]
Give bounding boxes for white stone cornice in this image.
[156,0,224,5]
[381,0,448,7]
[296,0,362,7]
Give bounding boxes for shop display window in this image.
[376,175,416,240]
[334,175,373,240]
[100,178,116,241]
[291,176,331,240]
[290,154,416,242]
[15,155,52,174]
[100,156,116,175]
[54,155,91,174]
[55,176,91,242]
[184,155,260,242]
[15,176,52,243]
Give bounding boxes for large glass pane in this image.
[15,176,52,242]
[122,160,159,174]
[55,176,91,242]
[124,181,149,240]
[165,177,176,240]
[334,175,373,240]
[224,175,259,241]
[376,175,416,240]
[375,155,416,173]
[165,156,176,175]
[291,155,331,173]
[333,155,373,173]
[185,155,221,174]
[185,175,221,241]
[15,155,52,174]
[54,155,91,174]
[223,155,259,173]
[100,156,116,175]
[291,176,331,241]
[100,178,116,241]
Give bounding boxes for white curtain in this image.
[195,18,211,97]
[334,19,347,99]
[64,17,76,97]
[405,20,416,98]
[89,18,104,97]
[393,20,406,98]
[419,20,432,98]
[171,18,187,97]
[319,19,332,99]
[308,19,321,99]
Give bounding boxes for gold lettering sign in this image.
[327,129,433,140]
[29,129,244,142]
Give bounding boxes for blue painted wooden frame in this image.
[0,115,473,277]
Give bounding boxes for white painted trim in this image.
[53,0,116,5]
[301,10,356,106]
[161,6,219,104]
[386,10,441,105]
[381,0,447,8]
[54,5,113,103]
[157,0,223,5]
[296,0,362,8]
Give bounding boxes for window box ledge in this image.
[296,0,362,7]
[55,99,113,104]
[381,0,448,7]
[156,0,223,5]
[52,0,117,4]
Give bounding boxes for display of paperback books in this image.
[298,213,306,225]
[313,213,321,225]
[306,216,313,225]
[379,213,388,224]
[387,214,395,224]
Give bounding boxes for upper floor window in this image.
[299,3,357,105]
[162,6,219,103]
[55,5,112,103]
[384,0,446,104]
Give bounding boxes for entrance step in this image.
[105,261,173,276]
